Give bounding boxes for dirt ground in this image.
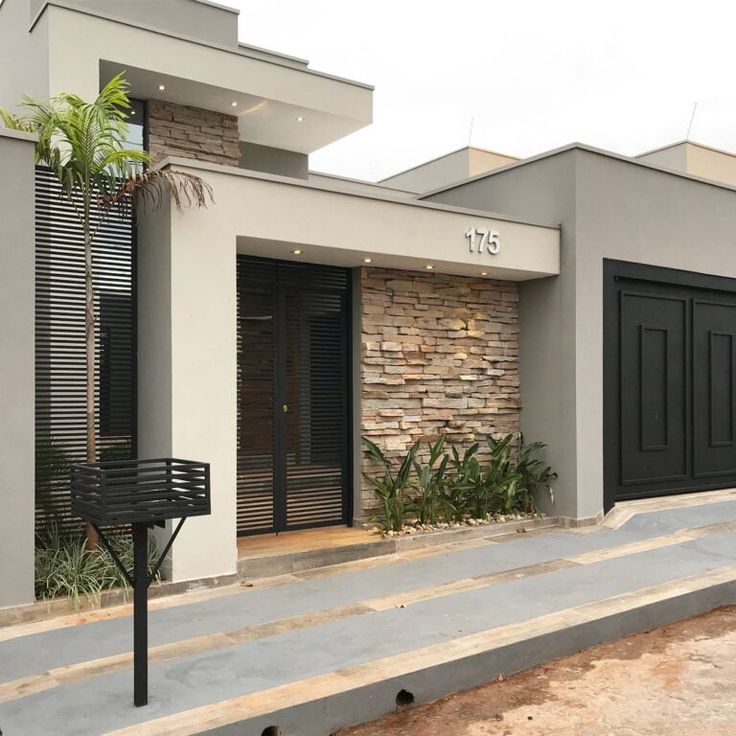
[336,606,736,736]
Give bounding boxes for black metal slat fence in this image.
[35,166,136,534]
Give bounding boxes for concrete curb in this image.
[131,568,736,736]
[0,573,239,630]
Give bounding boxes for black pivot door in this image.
[236,256,351,534]
[604,261,736,509]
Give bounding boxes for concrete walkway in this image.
[2,490,736,736]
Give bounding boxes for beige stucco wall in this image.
[468,148,519,177]
[635,143,688,172]
[137,194,237,583]
[637,141,736,188]
[380,149,471,193]
[685,143,736,187]
[0,0,49,112]
[0,130,37,608]
[31,0,240,47]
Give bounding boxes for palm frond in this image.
[0,107,36,133]
[107,168,214,215]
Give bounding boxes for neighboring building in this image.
[0,0,735,609]
[378,146,520,193]
[636,140,736,187]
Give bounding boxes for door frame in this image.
[236,254,354,535]
[603,259,736,512]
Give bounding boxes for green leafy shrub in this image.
[443,442,480,522]
[515,435,558,513]
[35,522,160,605]
[483,434,523,516]
[361,437,418,531]
[411,435,449,525]
[362,432,556,529]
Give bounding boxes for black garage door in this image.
[604,260,736,510]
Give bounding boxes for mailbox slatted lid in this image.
[71,458,210,525]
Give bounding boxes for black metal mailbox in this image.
[71,457,211,708]
[71,457,210,525]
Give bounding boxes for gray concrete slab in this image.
[5,499,735,684]
[2,500,736,736]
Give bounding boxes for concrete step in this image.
[236,515,557,580]
[2,492,736,736]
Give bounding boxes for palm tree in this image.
[1,73,213,547]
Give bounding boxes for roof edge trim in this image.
[153,155,561,230]
[30,1,375,91]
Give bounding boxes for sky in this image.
[232,0,736,182]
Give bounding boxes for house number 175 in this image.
[465,227,500,255]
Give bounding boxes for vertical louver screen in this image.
[237,261,276,534]
[237,256,351,535]
[35,167,136,533]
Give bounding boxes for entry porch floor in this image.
[3,490,736,736]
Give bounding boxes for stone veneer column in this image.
[147,100,241,167]
[360,267,520,517]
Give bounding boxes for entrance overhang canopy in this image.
[160,159,560,281]
[38,3,373,154]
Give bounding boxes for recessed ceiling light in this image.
[231,101,238,107]
[292,249,303,255]
[425,264,434,270]
[157,84,166,91]
[296,116,305,122]
[363,257,372,263]
[480,271,488,276]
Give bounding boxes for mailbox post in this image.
[71,458,211,707]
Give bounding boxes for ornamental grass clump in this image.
[35,522,160,605]
[362,433,556,532]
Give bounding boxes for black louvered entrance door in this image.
[237,256,351,534]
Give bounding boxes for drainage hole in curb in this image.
[261,727,280,736]
[395,689,415,708]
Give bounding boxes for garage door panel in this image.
[620,293,688,485]
[693,301,736,478]
[604,261,736,510]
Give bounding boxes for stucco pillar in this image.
[0,130,37,608]
[137,187,237,583]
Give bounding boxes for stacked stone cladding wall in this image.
[360,267,520,517]
[147,100,241,166]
